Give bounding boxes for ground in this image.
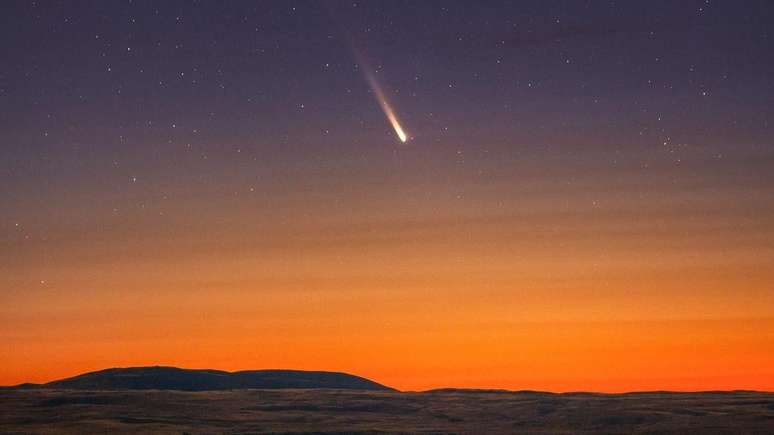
[1,389,773,434]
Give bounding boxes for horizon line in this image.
[4,365,773,395]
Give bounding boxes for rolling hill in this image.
[9,366,394,391]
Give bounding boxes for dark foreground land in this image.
[1,388,773,434]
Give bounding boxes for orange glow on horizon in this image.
[2,169,774,391]
[0,147,774,391]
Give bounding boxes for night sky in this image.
[2,0,774,391]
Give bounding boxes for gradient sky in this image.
[1,0,773,392]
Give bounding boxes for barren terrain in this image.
[2,388,773,433]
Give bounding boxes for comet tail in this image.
[361,68,407,142]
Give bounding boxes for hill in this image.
[10,366,393,391]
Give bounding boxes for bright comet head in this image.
[389,113,408,143]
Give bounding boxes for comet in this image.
[353,51,408,143]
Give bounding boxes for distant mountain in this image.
[10,366,394,391]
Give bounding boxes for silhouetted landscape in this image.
[6,366,393,392]
[2,367,773,434]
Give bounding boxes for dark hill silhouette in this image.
[13,366,394,391]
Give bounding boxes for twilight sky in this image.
[1,0,773,391]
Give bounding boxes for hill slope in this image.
[21,366,393,391]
